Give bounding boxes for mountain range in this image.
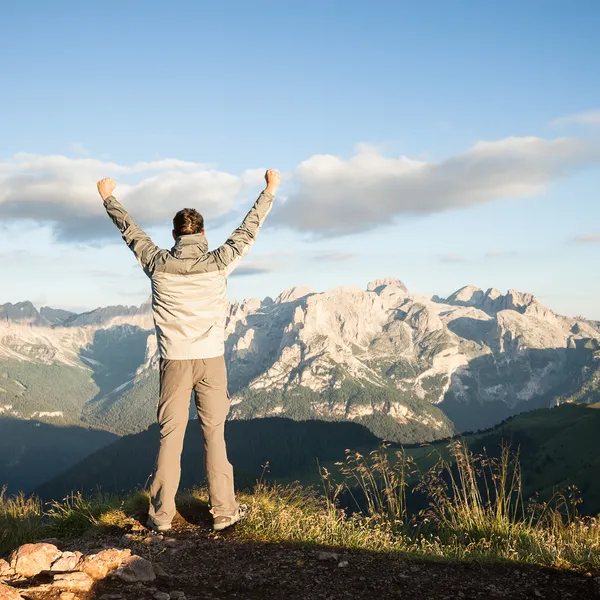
[1,278,599,493]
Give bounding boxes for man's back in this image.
[151,233,229,360]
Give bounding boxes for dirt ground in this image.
[8,504,600,600]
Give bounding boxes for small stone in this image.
[317,552,339,561]
[169,591,185,599]
[338,561,349,568]
[153,564,169,577]
[52,551,83,572]
[99,595,124,599]
[114,556,156,583]
[154,593,170,600]
[10,543,62,577]
[163,538,178,548]
[52,572,94,592]
[458,593,465,599]
[59,593,76,600]
[0,582,22,600]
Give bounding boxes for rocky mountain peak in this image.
[63,302,152,328]
[0,301,50,326]
[275,286,314,304]
[444,286,558,322]
[445,285,485,306]
[39,306,76,325]
[367,278,408,293]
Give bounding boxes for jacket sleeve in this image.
[210,190,275,274]
[103,195,162,275]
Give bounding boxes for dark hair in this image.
[173,208,204,237]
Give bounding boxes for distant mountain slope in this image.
[0,359,98,422]
[37,404,600,516]
[36,418,381,500]
[0,419,117,494]
[467,403,600,514]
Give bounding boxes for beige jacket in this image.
[104,190,274,359]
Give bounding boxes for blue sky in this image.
[1,0,599,318]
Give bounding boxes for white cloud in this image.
[572,233,600,244]
[230,263,274,277]
[312,250,357,262]
[438,253,467,264]
[1,134,598,242]
[272,137,600,237]
[0,154,263,241]
[552,110,600,127]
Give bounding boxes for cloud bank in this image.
[1,134,599,242]
[0,154,263,241]
[273,137,600,236]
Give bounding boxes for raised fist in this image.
[97,178,116,201]
[264,169,281,192]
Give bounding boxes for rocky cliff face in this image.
[223,280,599,432]
[1,279,598,436]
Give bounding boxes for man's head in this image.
[173,208,204,239]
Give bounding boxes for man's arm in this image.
[211,169,281,273]
[97,178,162,275]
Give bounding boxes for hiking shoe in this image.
[146,516,172,533]
[212,504,250,532]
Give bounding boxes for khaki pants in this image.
[148,356,238,527]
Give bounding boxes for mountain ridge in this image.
[1,279,598,439]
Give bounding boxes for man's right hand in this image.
[264,169,281,194]
[97,177,116,201]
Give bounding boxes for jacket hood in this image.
[171,233,208,259]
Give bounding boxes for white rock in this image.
[10,543,62,577]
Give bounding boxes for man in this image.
[98,169,281,532]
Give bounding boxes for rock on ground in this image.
[51,551,83,572]
[52,571,94,592]
[0,560,12,579]
[80,548,132,580]
[114,556,155,583]
[0,582,22,600]
[9,543,62,577]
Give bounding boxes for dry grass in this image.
[2,443,600,571]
